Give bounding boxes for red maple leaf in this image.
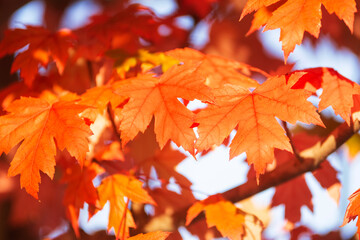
[0,26,75,86]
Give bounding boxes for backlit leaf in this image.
[117,63,214,155]
[196,73,322,177]
[0,97,91,198]
[97,174,155,239]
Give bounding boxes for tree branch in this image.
[223,119,359,203]
[173,119,359,229]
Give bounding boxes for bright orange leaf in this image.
[246,7,272,36]
[0,26,75,86]
[196,72,323,177]
[116,63,214,155]
[241,0,357,61]
[240,0,280,20]
[342,188,360,235]
[186,194,257,240]
[97,174,155,239]
[127,231,170,240]
[292,68,360,125]
[166,48,262,88]
[318,69,360,125]
[80,81,128,121]
[0,97,91,198]
[265,0,322,62]
[321,0,357,32]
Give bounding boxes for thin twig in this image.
[107,103,122,149]
[170,119,360,230]
[282,120,304,163]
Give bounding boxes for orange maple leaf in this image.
[166,47,263,88]
[0,97,91,198]
[97,174,155,239]
[187,194,251,240]
[196,72,323,177]
[240,0,280,20]
[127,231,170,240]
[292,68,360,125]
[246,7,272,36]
[116,63,214,155]
[318,69,360,125]
[80,81,128,121]
[342,188,360,235]
[241,0,357,61]
[264,0,322,62]
[0,26,75,86]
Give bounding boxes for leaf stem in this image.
[282,121,304,163]
[107,103,122,148]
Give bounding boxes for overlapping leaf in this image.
[166,48,262,88]
[80,81,128,121]
[63,163,100,237]
[0,97,91,198]
[97,174,155,239]
[0,26,75,86]
[75,4,161,59]
[270,133,340,223]
[196,72,323,177]
[127,231,170,240]
[116,63,214,155]
[292,68,360,125]
[186,194,262,240]
[342,188,360,235]
[241,0,357,61]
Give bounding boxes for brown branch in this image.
[171,119,360,229]
[223,119,359,203]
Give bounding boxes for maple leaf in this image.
[292,68,360,125]
[246,7,272,36]
[80,81,128,121]
[62,163,100,237]
[321,0,357,32]
[342,188,360,235]
[241,0,357,61]
[240,0,280,20]
[264,0,322,62]
[0,97,92,198]
[186,194,262,240]
[272,175,313,223]
[127,231,170,240]
[268,133,340,222]
[196,72,323,177]
[126,121,191,188]
[318,69,360,125]
[97,174,155,239]
[116,63,214,155]
[166,48,262,88]
[0,26,75,86]
[75,5,161,59]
